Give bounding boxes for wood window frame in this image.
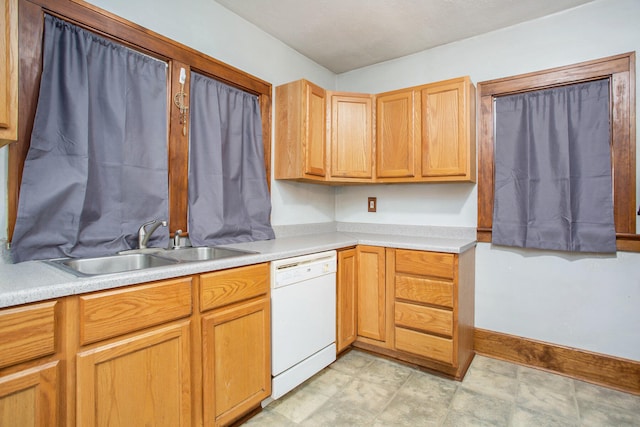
[7,0,272,241]
[477,52,639,252]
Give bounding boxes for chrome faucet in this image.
[138,219,167,249]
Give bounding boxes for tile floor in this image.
[243,349,640,426]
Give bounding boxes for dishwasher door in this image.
[270,251,337,398]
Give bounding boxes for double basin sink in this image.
[48,246,257,277]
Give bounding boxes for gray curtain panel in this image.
[11,15,169,262]
[188,72,275,246]
[492,79,616,253]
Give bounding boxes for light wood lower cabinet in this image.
[336,248,357,353]
[76,278,193,427]
[356,246,394,349]
[0,301,59,426]
[353,246,476,380]
[0,265,271,426]
[200,263,271,427]
[76,321,192,427]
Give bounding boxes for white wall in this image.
[338,0,640,361]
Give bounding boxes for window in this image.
[8,0,272,250]
[477,53,638,252]
[11,15,169,261]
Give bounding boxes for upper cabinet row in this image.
[275,76,476,184]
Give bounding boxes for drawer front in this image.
[0,301,57,368]
[395,327,453,365]
[395,249,454,279]
[80,277,192,345]
[200,263,269,312]
[395,275,453,308]
[394,301,452,337]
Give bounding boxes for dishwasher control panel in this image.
[271,250,337,289]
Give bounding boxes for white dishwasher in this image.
[270,250,337,400]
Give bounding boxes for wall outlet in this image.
[368,197,377,212]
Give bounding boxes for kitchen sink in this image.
[47,246,257,277]
[160,246,257,262]
[47,253,179,277]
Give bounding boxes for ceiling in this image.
[214,0,597,73]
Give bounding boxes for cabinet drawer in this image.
[200,263,269,312]
[395,275,453,308]
[395,301,452,337]
[80,277,192,345]
[395,249,454,279]
[395,327,453,365]
[0,301,57,368]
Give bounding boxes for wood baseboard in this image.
[474,328,640,395]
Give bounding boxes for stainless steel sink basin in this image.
[48,253,179,277]
[160,246,257,262]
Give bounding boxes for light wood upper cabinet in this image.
[419,77,476,182]
[275,76,475,184]
[275,79,327,181]
[336,248,357,353]
[327,92,374,181]
[0,0,18,144]
[376,89,419,179]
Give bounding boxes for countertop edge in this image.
[0,232,476,308]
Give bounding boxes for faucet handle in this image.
[173,229,183,248]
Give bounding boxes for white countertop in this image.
[0,231,476,308]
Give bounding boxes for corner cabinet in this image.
[353,246,476,380]
[275,79,327,181]
[0,0,18,144]
[200,263,271,427]
[275,76,476,184]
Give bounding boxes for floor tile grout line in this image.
[370,366,418,422]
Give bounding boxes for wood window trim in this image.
[477,52,638,252]
[7,0,272,240]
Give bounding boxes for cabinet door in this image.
[202,298,270,427]
[376,89,418,179]
[304,81,327,177]
[275,79,326,181]
[76,321,192,427]
[0,0,18,144]
[0,362,58,427]
[328,93,373,180]
[337,248,357,353]
[419,77,475,181]
[356,246,386,342]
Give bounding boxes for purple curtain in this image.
[492,79,616,253]
[11,15,169,262]
[187,72,274,246]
